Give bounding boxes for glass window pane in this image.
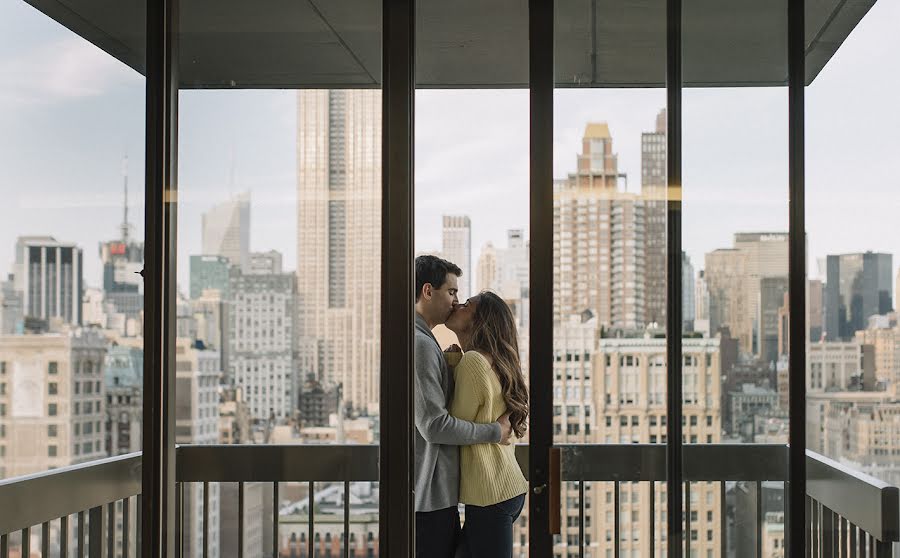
[0,0,145,508]
[683,0,787,553]
[415,2,529,554]
[176,3,382,557]
[553,1,666,555]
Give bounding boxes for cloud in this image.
[0,36,140,107]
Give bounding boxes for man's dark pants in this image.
[416,506,460,558]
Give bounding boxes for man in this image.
[414,254,513,558]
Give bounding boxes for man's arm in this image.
[414,337,500,445]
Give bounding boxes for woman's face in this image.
[445,296,478,335]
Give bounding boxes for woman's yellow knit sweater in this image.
[449,351,528,507]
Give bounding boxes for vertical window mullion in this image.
[666,0,684,555]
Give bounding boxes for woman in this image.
[445,291,529,558]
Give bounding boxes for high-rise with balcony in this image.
[442,215,472,299]
[12,236,83,327]
[824,252,893,341]
[202,192,250,272]
[554,123,644,330]
[0,327,107,478]
[296,90,381,414]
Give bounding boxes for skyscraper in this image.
[476,242,497,294]
[705,233,789,355]
[296,90,381,414]
[228,263,295,420]
[682,252,695,331]
[554,123,644,330]
[202,192,250,272]
[824,252,893,341]
[642,109,667,326]
[442,215,472,299]
[759,276,789,366]
[13,236,84,326]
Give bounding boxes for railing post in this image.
[89,506,107,558]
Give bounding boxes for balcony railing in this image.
[0,445,896,557]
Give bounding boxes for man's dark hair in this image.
[415,255,462,301]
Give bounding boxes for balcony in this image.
[1,445,896,557]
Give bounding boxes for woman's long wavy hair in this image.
[470,291,529,438]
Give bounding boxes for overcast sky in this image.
[1,0,898,298]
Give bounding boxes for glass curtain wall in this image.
[0,1,145,556]
[553,1,667,556]
[682,1,789,556]
[174,2,382,557]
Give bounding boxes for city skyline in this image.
[2,0,900,293]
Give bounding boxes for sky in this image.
[1,0,898,297]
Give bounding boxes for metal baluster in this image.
[812,501,819,558]
[107,502,115,558]
[308,481,315,558]
[238,483,245,558]
[274,482,280,558]
[42,522,50,557]
[756,481,762,558]
[874,539,890,558]
[203,482,209,558]
[807,497,813,558]
[61,516,69,558]
[849,524,857,558]
[613,481,620,558]
[839,517,848,558]
[685,482,692,558]
[1,533,7,558]
[858,530,866,557]
[578,481,585,558]
[78,511,86,558]
[21,528,30,558]
[135,495,141,558]
[123,499,130,558]
[175,484,182,558]
[89,506,107,558]
[343,481,350,558]
[823,507,835,558]
[720,481,727,558]
[649,481,656,558]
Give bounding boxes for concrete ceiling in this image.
[25,0,875,88]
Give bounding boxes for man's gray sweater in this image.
[414,313,501,513]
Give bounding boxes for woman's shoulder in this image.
[458,350,493,375]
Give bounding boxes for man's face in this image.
[429,273,459,324]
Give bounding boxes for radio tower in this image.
[120,155,130,244]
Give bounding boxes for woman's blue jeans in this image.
[459,493,526,558]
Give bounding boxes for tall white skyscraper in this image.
[296,90,381,414]
[202,192,250,271]
[442,215,472,300]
